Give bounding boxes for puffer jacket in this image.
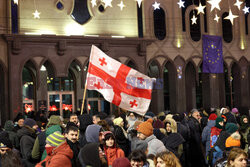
[35,141,73,167]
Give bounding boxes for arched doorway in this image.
[22,61,36,113]
[164,61,176,112]
[0,63,5,124]
[185,62,196,112]
[148,60,161,114]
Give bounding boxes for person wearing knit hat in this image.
[137,119,166,156]
[231,108,239,114]
[202,114,217,161]
[0,136,13,155]
[113,117,124,127]
[225,131,241,148]
[112,157,131,167]
[46,131,65,147]
[24,118,38,130]
[225,123,238,134]
[208,113,217,121]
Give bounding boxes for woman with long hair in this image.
[103,131,125,166]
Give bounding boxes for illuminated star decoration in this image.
[136,0,143,8]
[224,9,238,25]
[196,2,206,15]
[234,0,243,10]
[91,0,97,7]
[117,1,125,10]
[103,0,112,8]
[191,14,197,25]
[242,6,249,14]
[152,1,160,10]
[13,0,18,5]
[32,10,40,19]
[207,0,221,11]
[214,14,220,23]
[177,0,185,8]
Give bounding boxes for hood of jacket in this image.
[78,143,101,167]
[17,126,37,139]
[207,120,216,128]
[85,124,102,143]
[164,117,177,133]
[46,115,62,128]
[230,132,241,140]
[4,120,15,131]
[52,141,73,159]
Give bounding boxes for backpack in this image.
[210,127,222,148]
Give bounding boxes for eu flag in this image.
[202,35,223,73]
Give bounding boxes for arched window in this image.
[154,8,166,40]
[224,64,231,107]
[148,60,160,78]
[231,63,241,107]
[127,60,137,70]
[185,62,196,112]
[22,61,36,113]
[190,10,201,41]
[164,62,176,112]
[222,12,233,43]
[196,63,203,109]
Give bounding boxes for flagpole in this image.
[80,81,88,115]
[80,45,94,115]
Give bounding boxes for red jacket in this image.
[36,141,73,167]
[104,147,125,166]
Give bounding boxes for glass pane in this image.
[49,94,60,115]
[62,94,73,118]
[22,67,34,100]
[88,100,98,113]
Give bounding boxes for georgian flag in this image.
[86,45,155,116]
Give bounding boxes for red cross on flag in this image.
[86,45,155,116]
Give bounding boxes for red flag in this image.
[86,45,155,116]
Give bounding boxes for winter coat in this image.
[224,112,237,124]
[78,143,103,167]
[214,131,231,151]
[17,126,37,167]
[187,116,206,167]
[104,147,125,166]
[145,134,167,156]
[161,133,185,157]
[201,120,215,157]
[67,139,81,167]
[35,141,73,167]
[113,125,130,156]
[4,120,20,149]
[31,117,62,160]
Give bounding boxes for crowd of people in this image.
[0,107,249,167]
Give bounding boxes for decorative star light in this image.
[214,14,220,23]
[117,1,125,10]
[136,0,143,8]
[234,0,243,10]
[177,0,185,8]
[152,1,160,10]
[13,0,18,5]
[191,14,197,25]
[196,2,206,15]
[207,0,221,11]
[242,6,249,14]
[32,10,40,19]
[103,0,112,8]
[91,0,97,7]
[224,9,238,25]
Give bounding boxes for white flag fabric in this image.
[86,45,155,116]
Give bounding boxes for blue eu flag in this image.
[202,35,223,73]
